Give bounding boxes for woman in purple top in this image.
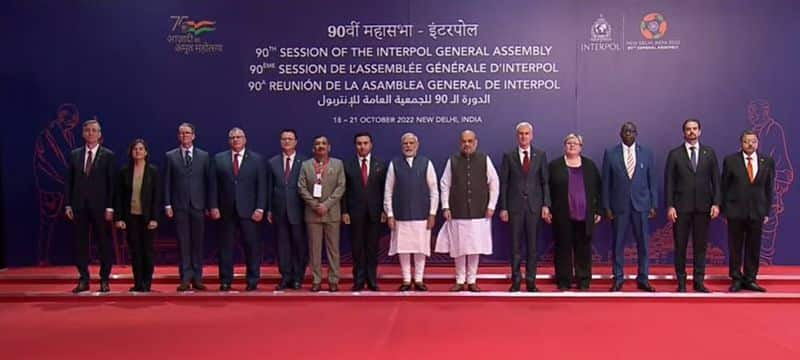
[547,134,602,291]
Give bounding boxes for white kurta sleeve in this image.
[439,159,452,210]
[426,160,439,216]
[383,162,395,217]
[486,156,500,211]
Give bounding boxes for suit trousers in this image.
[73,207,113,282]
[553,219,591,288]
[126,215,155,288]
[674,211,710,283]
[175,208,205,284]
[218,211,262,287]
[274,212,307,284]
[349,212,381,287]
[307,221,340,285]
[611,209,650,285]
[727,218,762,283]
[509,210,540,284]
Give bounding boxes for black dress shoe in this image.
[275,282,289,291]
[693,284,711,293]
[291,282,302,290]
[245,284,258,292]
[177,283,191,292]
[467,284,481,292]
[398,283,412,292]
[636,282,656,292]
[72,282,89,293]
[99,281,110,293]
[509,282,521,292]
[729,281,742,293]
[192,282,207,291]
[743,282,766,292]
[351,283,364,292]
[129,285,142,292]
[526,282,538,292]
[367,283,380,291]
[141,285,151,293]
[610,282,623,292]
[413,282,428,291]
[576,284,589,291]
[676,284,687,293]
[329,283,338,292]
[219,283,232,292]
[310,283,321,292]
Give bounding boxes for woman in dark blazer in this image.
[548,133,602,291]
[114,139,161,292]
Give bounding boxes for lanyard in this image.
[313,158,329,184]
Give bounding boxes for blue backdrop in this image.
[1,0,797,266]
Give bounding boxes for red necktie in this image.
[746,156,754,183]
[84,150,93,175]
[361,158,368,186]
[233,153,240,176]
[522,150,530,174]
[284,156,291,180]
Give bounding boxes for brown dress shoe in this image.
[398,283,412,291]
[467,283,481,292]
[310,283,321,292]
[450,283,465,292]
[413,282,428,291]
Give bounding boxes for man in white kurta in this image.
[384,133,439,291]
[436,130,499,292]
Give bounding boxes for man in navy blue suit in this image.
[163,122,215,291]
[209,127,267,291]
[267,129,308,290]
[602,122,658,292]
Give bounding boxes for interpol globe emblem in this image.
[591,15,612,42]
[640,12,667,40]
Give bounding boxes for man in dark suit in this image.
[163,122,215,291]
[341,132,386,291]
[664,118,721,292]
[601,122,658,292]
[64,119,116,293]
[498,121,551,292]
[267,129,307,290]
[721,130,774,292]
[209,127,267,291]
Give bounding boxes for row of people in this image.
[63,119,773,294]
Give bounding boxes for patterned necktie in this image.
[746,156,754,183]
[522,151,530,174]
[184,150,192,167]
[233,152,240,176]
[361,158,368,186]
[284,156,291,180]
[84,150,93,175]
[626,147,635,179]
[690,146,697,171]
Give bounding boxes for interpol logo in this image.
[640,12,667,40]
[166,16,224,55]
[580,14,620,52]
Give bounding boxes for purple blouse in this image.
[567,166,586,221]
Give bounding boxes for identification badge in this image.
[313,183,323,198]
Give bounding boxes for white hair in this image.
[515,121,533,132]
[400,132,418,143]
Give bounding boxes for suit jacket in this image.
[720,152,775,220]
[163,147,214,211]
[114,163,161,223]
[498,147,551,214]
[548,156,602,235]
[266,152,307,225]
[664,144,721,212]
[341,155,386,222]
[209,149,267,219]
[601,143,658,214]
[297,157,346,223]
[65,145,116,211]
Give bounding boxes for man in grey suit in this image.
[164,123,215,291]
[267,129,308,290]
[498,121,551,292]
[298,135,346,292]
[209,127,267,291]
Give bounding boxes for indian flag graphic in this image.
[183,20,216,37]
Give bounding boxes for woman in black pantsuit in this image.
[115,139,161,292]
[548,133,602,291]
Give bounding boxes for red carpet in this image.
[2,299,799,359]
